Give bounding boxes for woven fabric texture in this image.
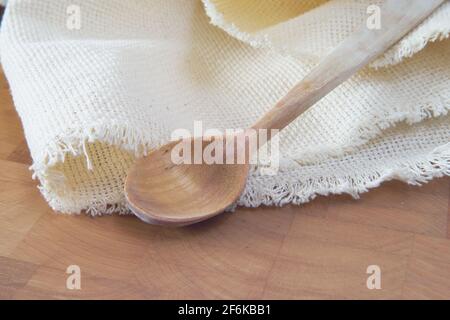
[0,0,449,214]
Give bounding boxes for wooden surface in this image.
[1,67,450,299]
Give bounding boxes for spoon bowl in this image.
[125,137,250,226]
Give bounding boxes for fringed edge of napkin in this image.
[292,88,450,164]
[372,11,450,68]
[28,119,450,215]
[241,143,450,208]
[202,0,450,68]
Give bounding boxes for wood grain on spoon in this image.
[125,0,445,226]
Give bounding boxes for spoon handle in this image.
[251,0,444,132]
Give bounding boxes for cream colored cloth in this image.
[0,0,449,214]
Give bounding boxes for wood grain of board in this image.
[0,67,449,299]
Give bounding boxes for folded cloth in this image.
[0,0,449,214]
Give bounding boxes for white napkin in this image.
[0,0,449,214]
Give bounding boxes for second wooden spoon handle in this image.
[251,0,444,132]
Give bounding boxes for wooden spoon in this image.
[125,0,444,226]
